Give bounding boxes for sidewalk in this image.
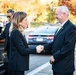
[26,60,76,75]
[26,62,53,75]
[35,59,76,75]
[26,64,76,75]
[35,65,76,75]
[34,64,53,75]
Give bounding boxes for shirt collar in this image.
[61,19,68,27]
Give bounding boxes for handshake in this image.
[36,45,55,63]
[36,45,44,53]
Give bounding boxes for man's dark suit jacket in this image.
[8,29,36,71]
[0,22,11,58]
[44,20,76,73]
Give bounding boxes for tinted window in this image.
[32,26,58,35]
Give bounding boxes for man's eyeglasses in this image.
[7,16,11,18]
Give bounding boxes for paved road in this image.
[26,47,76,75]
[26,54,51,74]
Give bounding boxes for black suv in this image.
[0,27,5,75]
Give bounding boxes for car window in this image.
[32,26,58,35]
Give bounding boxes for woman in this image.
[8,11,43,75]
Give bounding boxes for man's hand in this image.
[50,56,55,64]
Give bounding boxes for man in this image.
[0,9,14,58]
[0,9,14,75]
[42,6,76,75]
[7,9,14,22]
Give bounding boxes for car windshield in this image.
[32,26,58,35]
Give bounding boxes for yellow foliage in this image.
[0,0,58,23]
[58,0,76,25]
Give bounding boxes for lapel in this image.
[6,22,11,33]
[6,22,11,39]
[21,33,28,47]
[54,20,70,40]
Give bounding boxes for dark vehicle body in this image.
[0,27,5,75]
[27,26,58,48]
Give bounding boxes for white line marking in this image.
[26,62,50,75]
[26,49,76,75]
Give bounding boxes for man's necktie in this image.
[56,26,62,33]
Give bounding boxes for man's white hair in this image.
[57,6,69,16]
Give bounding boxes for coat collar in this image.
[54,20,70,39]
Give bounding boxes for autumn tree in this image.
[0,0,58,25]
[58,0,76,24]
[58,0,76,15]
